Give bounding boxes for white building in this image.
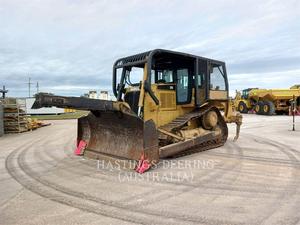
[25,98,65,115]
[99,91,109,100]
[88,90,98,99]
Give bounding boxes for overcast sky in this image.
[0,0,299,97]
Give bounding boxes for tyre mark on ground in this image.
[6,139,243,225]
[244,134,300,224]
[123,140,244,206]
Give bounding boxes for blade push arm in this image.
[33,93,136,116]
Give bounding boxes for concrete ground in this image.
[0,114,299,225]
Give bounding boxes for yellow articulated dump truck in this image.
[235,85,300,115]
[33,49,242,173]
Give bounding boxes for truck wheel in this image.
[262,100,275,115]
[254,101,264,115]
[238,102,248,113]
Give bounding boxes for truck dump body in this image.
[249,89,300,101]
[235,86,300,115]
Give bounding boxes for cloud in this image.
[0,0,299,97]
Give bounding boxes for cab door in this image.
[176,68,192,105]
[195,59,208,106]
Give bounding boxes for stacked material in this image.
[0,98,50,135]
[27,118,51,130]
[3,98,28,133]
[27,118,39,130]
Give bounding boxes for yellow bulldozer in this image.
[33,49,242,173]
[235,86,300,115]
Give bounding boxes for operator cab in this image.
[151,52,194,105]
[113,49,229,116]
[241,88,257,99]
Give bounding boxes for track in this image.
[1,115,300,225]
[159,105,228,158]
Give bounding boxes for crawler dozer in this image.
[33,49,242,172]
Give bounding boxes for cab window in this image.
[242,90,250,99]
[176,68,190,103]
[155,70,174,83]
[210,65,226,91]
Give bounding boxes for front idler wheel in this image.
[201,110,218,130]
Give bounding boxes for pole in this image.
[292,95,295,131]
[36,81,39,93]
[28,77,33,97]
[28,77,31,97]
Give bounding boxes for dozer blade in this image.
[32,93,159,164]
[78,112,159,163]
